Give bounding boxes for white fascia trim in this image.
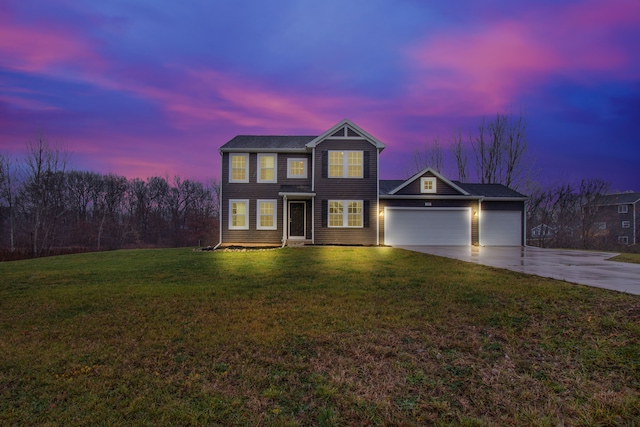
[380,195,481,200]
[278,192,316,197]
[221,148,309,153]
[388,167,470,196]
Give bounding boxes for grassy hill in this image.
[1,247,638,426]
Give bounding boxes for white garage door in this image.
[480,211,522,246]
[384,208,471,246]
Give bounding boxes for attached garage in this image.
[384,207,471,246]
[479,210,522,246]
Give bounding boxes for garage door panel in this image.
[385,208,471,246]
[480,211,521,246]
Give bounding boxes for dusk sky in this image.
[1,0,639,191]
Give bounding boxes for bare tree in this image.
[410,137,444,175]
[577,178,610,249]
[19,137,68,256]
[452,130,468,182]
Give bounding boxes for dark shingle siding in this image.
[452,182,526,198]
[220,135,317,151]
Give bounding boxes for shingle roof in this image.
[220,135,317,151]
[452,182,527,198]
[593,192,640,206]
[379,180,405,195]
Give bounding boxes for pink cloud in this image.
[0,20,104,75]
[406,0,640,116]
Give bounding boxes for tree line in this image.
[411,111,631,251]
[0,138,220,260]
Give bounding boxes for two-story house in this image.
[591,192,640,246]
[217,119,527,247]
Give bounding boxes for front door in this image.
[289,202,305,238]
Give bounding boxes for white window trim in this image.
[622,221,631,228]
[256,199,277,230]
[420,177,437,194]
[257,153,277,183]
[328,200,363,228]
[618,205,629,214]
[229,153,249,183]
[328,150,363,178]
[229,199,249,230]
[287,158,308,179]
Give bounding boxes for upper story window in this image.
[329,151,362,178]
[287,158,307,179]
[618,205,629,214]
[229,154,249,183]
[420,177,437,193]
[258,153,277,183]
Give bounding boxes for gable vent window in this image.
[420,177,437,193]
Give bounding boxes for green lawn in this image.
[1,247,638,426]
[609,252,640,264]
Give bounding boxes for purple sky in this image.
[1,0,639,191]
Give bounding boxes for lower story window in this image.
[329,200,363,228]
[618,236,629,244]
[229,200,249,230]
[257,200,277,230]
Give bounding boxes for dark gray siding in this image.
[395,171,462,196]
[220,152,312,244]
[379,199,479,245]
[312,139,379,245]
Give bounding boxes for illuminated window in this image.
[257,200,277,230]
[287,158,307,178]
[229,200,249,230]
[328,151,362,178]
[229,154,249,183]
[328,200,363,228]
[258,154,277,183]
[420,177,436,193]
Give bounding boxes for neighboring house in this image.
[590,192,640,246]
[217,119,527,247]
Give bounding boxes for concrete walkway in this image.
[396,245,640,295]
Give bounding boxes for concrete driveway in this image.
[395,245,640,295]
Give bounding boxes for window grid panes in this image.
[258,201,276,229]
[231,201,247,228]
[329,201,343,227]
[622,221,630,228]
[329,152,344,177]
[347,152,363,177]
[289,160,305,177]
[618,205,629,214]
[231,155,247,181]
[259,154,276,182]
[347,201,363,227]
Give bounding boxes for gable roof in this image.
[593,192,640,206]
[379,180,405,195]
[387,168,470,196]
[220,135,316,152]
[305,119,386,150]
[453,182,527,199]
